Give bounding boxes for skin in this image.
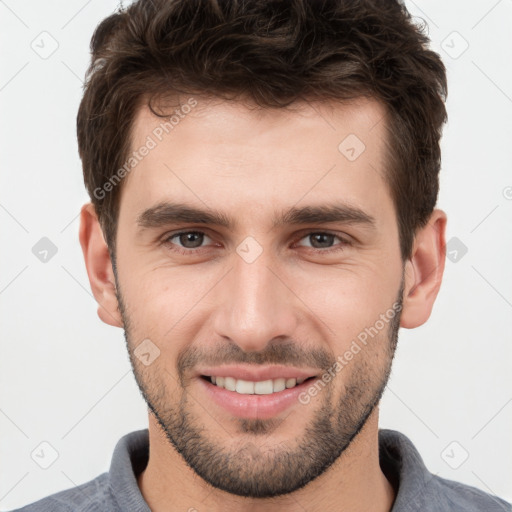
[79,96,446,512]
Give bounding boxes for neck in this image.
[137,408,396,512]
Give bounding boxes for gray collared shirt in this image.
[12,428,511,511]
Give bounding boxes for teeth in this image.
[254,380,273,395]
[285,378,297,388]
[209,376,306,394]
[224,377,236,391]
[236,379,255,394]
[273,378,286,392]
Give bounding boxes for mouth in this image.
[197,369,321,420]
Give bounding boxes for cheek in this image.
[290,266,389,339]
[122,269,217,343]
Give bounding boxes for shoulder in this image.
[10,472,116,512]
[378,429,510,512]
[428,474,511,512]
[11,429,149,512]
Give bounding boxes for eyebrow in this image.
[136,201,377,232]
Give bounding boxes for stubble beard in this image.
[117,275,404,498]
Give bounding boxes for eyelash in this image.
[161,230,351,256]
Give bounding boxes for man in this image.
[14,0,510,511]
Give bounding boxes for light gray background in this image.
[1,0,511,509]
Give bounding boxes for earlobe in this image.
[78,203,123,328]
[400,209,447,329]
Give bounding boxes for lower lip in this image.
[198,377,316,420]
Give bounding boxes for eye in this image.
[295,232,350,252]
[163,231,214,252]
[161,230,351,256]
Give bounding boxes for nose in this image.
[211,247,299,353]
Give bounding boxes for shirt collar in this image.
[109,428,151,511]
[378,429,437,511]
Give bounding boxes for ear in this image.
[79,203,123,328]
[400,208,447,329]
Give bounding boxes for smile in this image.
[198,372,320,420]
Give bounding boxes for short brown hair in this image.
[77,0,447,262]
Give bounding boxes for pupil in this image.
[180,232,203,248]
[311,233,333,248]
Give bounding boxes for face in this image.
[113,97,406,497]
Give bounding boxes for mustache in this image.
[177,339,335,381]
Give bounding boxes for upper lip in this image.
[196,364,320,382]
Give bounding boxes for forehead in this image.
[119,96,394,231]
